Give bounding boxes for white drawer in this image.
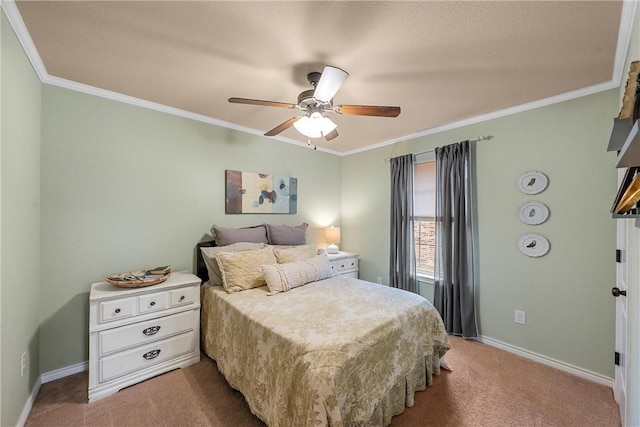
[170,286,195,307]
[138,291,168,314]
[100,298,135,323]
[331,258,358,272]
[100,331,195,383]
[99,311,194,356]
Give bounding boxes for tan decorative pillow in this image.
[261,254,334,293]
[273,244,316,264]
[215,246,277,293]
[200,242,266,285]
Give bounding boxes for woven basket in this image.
[106,271,171,288]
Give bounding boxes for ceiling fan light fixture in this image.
[229,65,399,141]
[293,113,337,139]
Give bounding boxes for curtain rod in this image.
[412,134,494,156]
[384,135,494,162]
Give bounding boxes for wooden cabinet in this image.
[88,272,201,402]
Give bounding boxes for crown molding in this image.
[2,0,635,158]
[612,0,639,86]
[0,0,341,156]
[42,74,341,155]
[342,80,618,156]
[343,0,638,157]
[1,0,46,80]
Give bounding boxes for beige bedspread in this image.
[201,275,449,427]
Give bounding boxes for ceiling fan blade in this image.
[229,97,296,109]
[335,105,401,117]
[264,117,299,137]
[324,129,339,141]
[313,66,349,102]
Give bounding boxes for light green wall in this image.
[2,4,634,420]
[39,85,342,372]
[1,12,42,427]
[343,90,619,377]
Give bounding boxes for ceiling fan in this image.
[228,66,401,142]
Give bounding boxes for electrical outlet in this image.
[377,277,383,284]
[514,309,526,325]
[21,352,27,377]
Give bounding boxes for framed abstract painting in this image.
[225,170,298,214]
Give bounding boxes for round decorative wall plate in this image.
[518,233,550,257]
[518,201,549,225]
[517,171,548,195]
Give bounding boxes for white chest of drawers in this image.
[326,251,359,278]
[88,272,201,402]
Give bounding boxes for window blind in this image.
[413,160,435,218]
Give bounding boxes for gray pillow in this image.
[210,224,269,246]
[264,223,308,245]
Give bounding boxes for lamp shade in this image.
[325,226,341,254]
[313,66,349,102]
[325,226,341,244]
[293,112,337,139]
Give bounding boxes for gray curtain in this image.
[389,154,417,293]
[433,141,478,337]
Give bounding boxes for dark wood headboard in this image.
[195,240,216,283]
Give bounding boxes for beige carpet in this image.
[25,337,620,427]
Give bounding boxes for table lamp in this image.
[325,226,341,254]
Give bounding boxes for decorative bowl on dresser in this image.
[88,272,201,402]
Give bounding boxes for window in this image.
[413,160,436,279]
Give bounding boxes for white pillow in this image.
[273,244,316,263]
[215,246,277,293]
[200,242,266,285]
[261,254,334,294]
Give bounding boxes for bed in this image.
[196,226,449,427]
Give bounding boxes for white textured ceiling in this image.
[13,1,628,154]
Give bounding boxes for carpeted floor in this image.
[25,336,620,426]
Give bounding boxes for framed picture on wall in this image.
[225,169,298,214]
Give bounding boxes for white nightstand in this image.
[326,251,359,278]
[88,272,201,402]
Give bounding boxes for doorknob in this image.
[612,287,627,297]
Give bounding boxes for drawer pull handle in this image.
[143,350,161,360]
[150,301,156,307]
[179,295,185,301]
[142,326,161,336]
[115,308,121,314]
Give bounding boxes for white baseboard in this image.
[40,360,88,384]
[479,335,614,388]
[17,361,88,427]
[16,378,40,427]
